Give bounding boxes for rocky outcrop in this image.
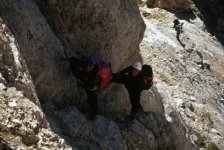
[0,18,39,105]
[0,85,70,149]
[143,0,193,11]
[42,101,194,150]
[34,0,145,71]
[0,0,146,109]
[140,7,224,149]
[142,0,224,44]
[0,0,77,107]
[191,0,224,44]
[1,0,224,150]
[0,19,71,149]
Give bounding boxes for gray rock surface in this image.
[0,20,71,149]
[140,7,224,149]
[34,0,145,72]
[0,0,224,150]
[0,0,146,108]
[0,0,77,107]
[0,18,39,105]
[139,0,193,11]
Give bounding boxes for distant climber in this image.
[173,19,183,36]
[54,54,112,120]
[111,62,146,119]
[173,19,185,47]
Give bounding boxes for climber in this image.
[173,19,183,35]
[111,62,144,119]
[173,19,185,47]
[54,54,100,120]
[82,54,101,120]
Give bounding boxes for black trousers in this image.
[111,74,142,115]
[129,93,142,115]
[86,90,98,117]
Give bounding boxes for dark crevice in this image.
[191,0,224,45]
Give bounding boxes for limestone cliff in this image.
[0,0,74,107]
[138,0,192,11]
[141,0,224,44]
[34,0,145,71]
[140,5,224,149]
[0,18,71,150]
[0,0,224,150]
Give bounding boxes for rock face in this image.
[145,0,193,11]
[0,0,145,108]
[0,86,70,149]
[0,19,71,150]
[0,19,39,105]
[34,0,145,71]
[42,102,194,150]
[140,7,224,149]
[191,0,224,44]
[0,0,77,107]
[144,0,224,43]
[1,0,224,150]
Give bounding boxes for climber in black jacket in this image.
[82,55,100,120]
[173,19,185,47]
[54,54,100,120]
[111,62,144,119]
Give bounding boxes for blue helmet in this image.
[88,53,97,65]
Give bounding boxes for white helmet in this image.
[131,62,142,71]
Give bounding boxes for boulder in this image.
[146,0,193,11]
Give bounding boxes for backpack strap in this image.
[144,76,153,85]
[142,76,153,90]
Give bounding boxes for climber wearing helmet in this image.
[131,62,142,77]
[111,61,144,119]
[82,54,100,120]
[53,53,100,121]
[173,19,185,47]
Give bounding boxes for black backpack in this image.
[141,64,153,90]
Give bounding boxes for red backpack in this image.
[96,60,113,88]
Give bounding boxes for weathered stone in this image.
[140,87,164,114]
[0,20,71,148]
[1,0,224,150]
[0,0,74,106]
[188,50,203,65]
[22,130,39,146]
[34,0,145,71]
[0,18,39,106]
[139,7,224,149]
[0,0,146,110]
[146,0,193,11]
[121,120,158,150]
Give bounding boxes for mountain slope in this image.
[140,7,224,149]
[0,0,224,149]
